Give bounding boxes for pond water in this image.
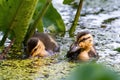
[1,0,120,80]
[35,0,120,79]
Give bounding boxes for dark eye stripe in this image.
[31,48,37,55]
[31,52,34,56]
[34,48,37,52]
[79,37,90,42]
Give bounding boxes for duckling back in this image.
[33,32,60,53]
[27,32,60,57]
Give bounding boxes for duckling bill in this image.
[66,31,98,61]
[27,32,60,58]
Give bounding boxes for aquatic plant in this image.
[68,0,84,37]
[0,0,66,57]
[66,63,120,80]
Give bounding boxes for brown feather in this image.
[27,32,59,57]
[67,31,98,61]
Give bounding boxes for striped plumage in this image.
[66,31,98,61]
[27,32,60,58]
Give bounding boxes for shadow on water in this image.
[1,0,120,80]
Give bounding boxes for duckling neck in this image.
[78,50,90,61]
[78,46,93,61]
[81,46,92,52]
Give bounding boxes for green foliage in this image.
[43,4,66,33]
[63,0,74,4]
[36,20,44,32]
[0,59,38,79]
[0,0,66,51]
[0,0,21,32]
[69,0,84,37]
[24,0,66,45]
[12,0,39,48]
[114,47,120,52]
[0,0,38,49]
[23,0,52,45]
[66,63,120,80]
[36,0,66,33]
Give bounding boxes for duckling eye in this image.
[82,38,86,41]
[79,38,86,42]
[34,48,37,52]
[79,37,91,42]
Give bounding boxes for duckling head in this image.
[69,31,93,53]
[76,31,94,50]
[67,31,95,60]
[27,37,48,58]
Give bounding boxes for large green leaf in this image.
[66,63,119,80]
[35,0,66,34]
[0,0,38,48]
[0,0,21,32]
[12,0,38,47]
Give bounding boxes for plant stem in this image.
[24,0,52,45]
[69,0,84,37]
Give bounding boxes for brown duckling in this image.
[66,31,98,61]
[27,32,60,58]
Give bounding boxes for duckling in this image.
[66,31,98,61]
[27,32,60,58]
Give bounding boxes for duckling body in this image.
[27,32,59,58]
[66,31,98,61]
